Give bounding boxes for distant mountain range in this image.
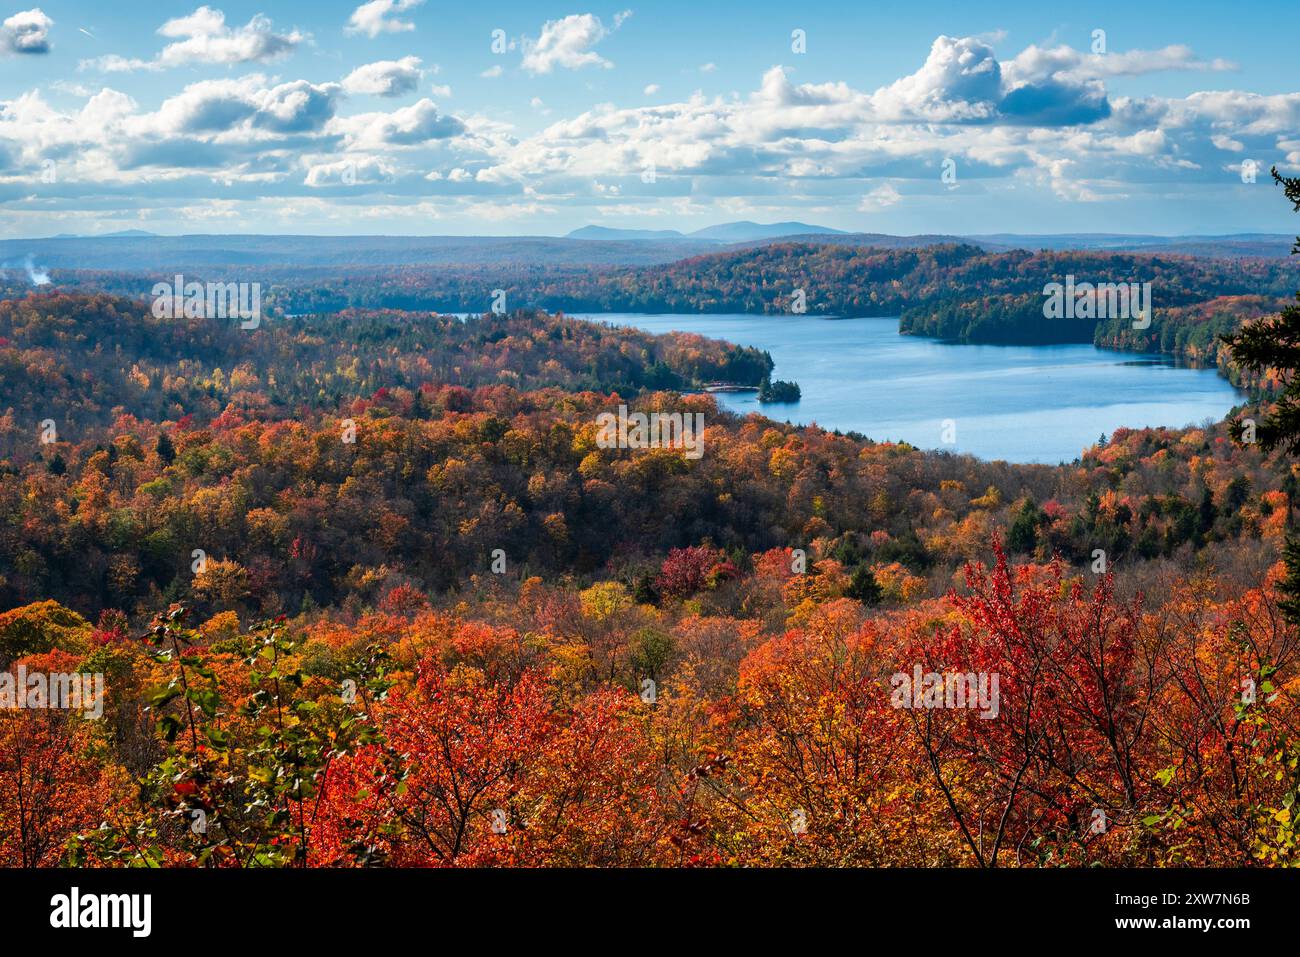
[49,229,160,239]
[567,221,847,242]
[968,232,1298,258]
[566,222,1296,257]
[1,226,1293,277]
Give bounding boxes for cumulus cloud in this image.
[521,12,629,75]
[342,56,424,97]
[304,154,395,186]
[1004,43,1236,86]
[2,7,52,54]
[80,6,305,72]
[2,29,1294,230]
[252,79,343,133]
[470,31,1297,208]
[865,35,1180,126]
[129,76,341,138]
[146,78,260,133]
[345,0,423,38]
[999,77,1110,126]
[991,43,1239,126]
[871,36,1003,121]
[859,182,902,211]
[330,97,465,149]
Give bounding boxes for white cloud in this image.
[872,35,1002,121]
[2,7,52,54]
[304,155,395,186]
[1004,43,1236,86]
[50,80,95,97]
[252,79,342,133]
[521,13,624,75]
[3,29,1295,228]
[80,6,305,72]
[470,34,1298,208]
[330,97,465,149]
[345,0,423,38]
[859,183,901,212]
[480,65,503,78]
[342,56,424,97]
[128,76,342,138]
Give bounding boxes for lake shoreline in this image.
[572,312,1246,465]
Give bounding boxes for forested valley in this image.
[2,285,1298,868]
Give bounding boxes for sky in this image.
[0,0,1297,237]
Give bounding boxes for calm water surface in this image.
[573,313,1245,464]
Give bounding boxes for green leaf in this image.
[157,714,183,743]
[147,684,181,709]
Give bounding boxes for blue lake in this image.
[573,313,1246,465]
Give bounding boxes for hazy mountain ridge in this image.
[566,220,846,242]
[6,227,1292,276]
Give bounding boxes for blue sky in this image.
[1,0,1297,236]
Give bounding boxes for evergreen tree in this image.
[847,564,883,606]
[156,431,176,465]
[1222,166,1300,621]
[1197,486,1217,537]
[632,572,658,606]
[1007,499,1042,554]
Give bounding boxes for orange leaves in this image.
[379,584,429,617]
[781,559,849,612]
[355,665,665,866]
[0,687,122,867]
[870,562,927,604]
[5,541,1298,868]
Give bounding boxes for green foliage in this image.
[1223,167,1300,625]
[846,565,883,606]
[0,600,90,665]
[1007,499,1043,555]
[70,605,396,867]
[630,627,674,680]
[758,377,802,403]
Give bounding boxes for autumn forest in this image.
[3,201,1300,874]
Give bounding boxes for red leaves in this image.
[0,706,117,867]
[656,546,724,600]
[326,666,668,867]
[904,539,1150,865]
[379,584,429,617]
